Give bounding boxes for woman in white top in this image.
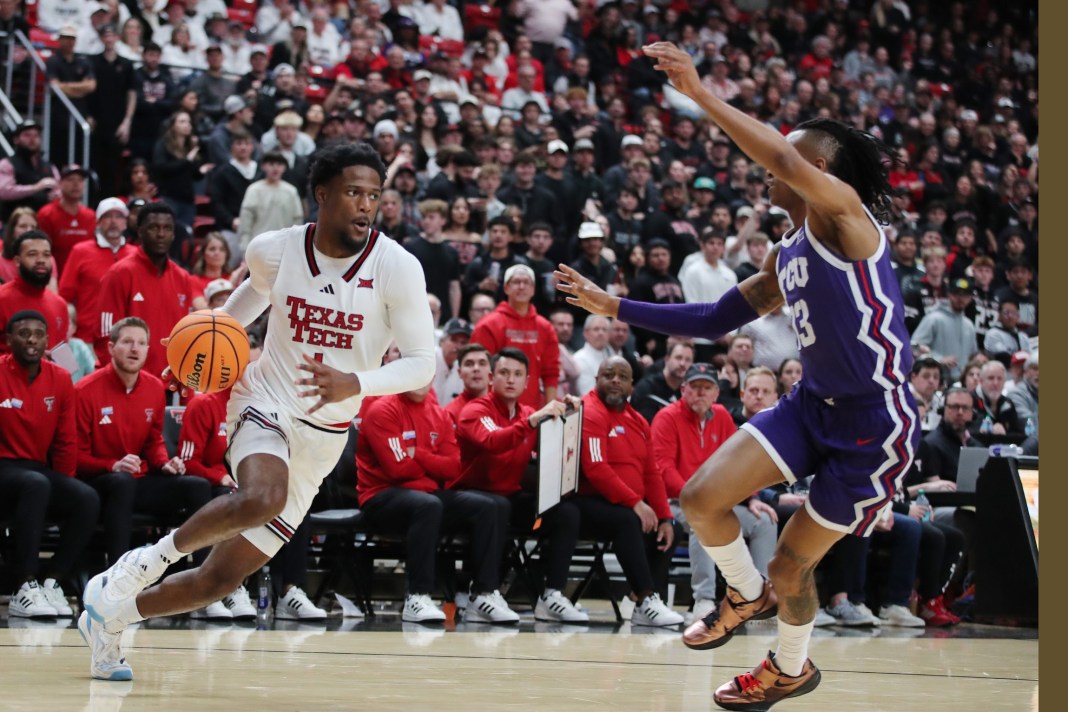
[117,17,145,61]
[161,24,206,80]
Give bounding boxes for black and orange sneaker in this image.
[713,651,821,711]
[682,577,777,650]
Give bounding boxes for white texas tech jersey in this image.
[226,223,435,427]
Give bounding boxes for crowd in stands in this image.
[0,0,1038,627]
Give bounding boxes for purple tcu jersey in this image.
[775,209,913,400]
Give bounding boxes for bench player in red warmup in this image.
[79,142,436,681]
[557,43,919,710]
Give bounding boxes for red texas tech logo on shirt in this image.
[285,296,365,349]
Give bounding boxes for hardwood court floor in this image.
[0,611,1037,711]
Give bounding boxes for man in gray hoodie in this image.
[911,277,977,382]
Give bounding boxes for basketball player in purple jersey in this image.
[557,44,918,710]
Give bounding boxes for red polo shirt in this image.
[179,389,231,486]
[455,392,536,496]
[579,390,671,519]
[355,393,460,506]
[0,355,77,475]
[74,363,168,478]
[0,276,70,353]
[58,236,136,342]
[650,398,737,499]
[95,249,195,379]
[35,199,96,276]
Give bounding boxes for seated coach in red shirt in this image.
[0,310,99,618]
[455,346,588,622]
[0,231,69,354]
[356,381,519,625]
[75,317,236,616]
[577,356,684,628]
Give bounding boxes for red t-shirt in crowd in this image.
[36,199,96,276]
[579,390,671,519]
[0,275,69,353]
[470,302,559,409]
[95,249,195,380]
[178,388,232,486]
[58,236,136,343]
[650,398,737,499]
[0,355,77,475]
[455,391,536,496]
[355,393,460,506]
[74,363,169,478]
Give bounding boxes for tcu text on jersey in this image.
[780,255,809,291]
[286,295,365,348]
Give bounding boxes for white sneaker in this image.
[221,585,257,619]
[84,547,167,628]
[631,593,684,628]
[9,580,58,618]
[878,604,926,628]
[535,590,590,623]
[825,599,879,627]
[275,587,328,620]
[41,578,74,617]
[691,598,717,622]
[402,594,446,623]
[78,610,133,681]
[464,590,520,624]
[813,608,837,627]
[190,600,233,620]
[855,602,882,626]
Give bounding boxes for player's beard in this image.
[18,263,51,288]
[337,225,370,253]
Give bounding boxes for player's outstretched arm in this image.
[642,43,861,220]
[554,248,783,342]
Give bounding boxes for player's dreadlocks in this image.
[795,118,897,225]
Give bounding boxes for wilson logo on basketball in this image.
[285,295,365,349]
[186,352,207,389]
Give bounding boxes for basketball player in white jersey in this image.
[78,143,436,680]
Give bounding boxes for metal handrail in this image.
[0,84,21,156]
[1,30,90,200]
[0,81,23,131]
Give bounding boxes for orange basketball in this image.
[166,310,250,393]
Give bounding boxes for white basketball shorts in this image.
[226,390,351,556]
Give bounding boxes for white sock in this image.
[148,532,188,567]
[703,532,764,601]
[775,619,815,677]
[105,596,145,634]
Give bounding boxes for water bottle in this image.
[988,444,1023,458]
[257,566,272,614]
[1025,418,1036,438]
[915,489,932,522]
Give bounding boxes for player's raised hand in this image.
[296,354,362,414]
[554,264,620,318]
[642,42,703,98]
